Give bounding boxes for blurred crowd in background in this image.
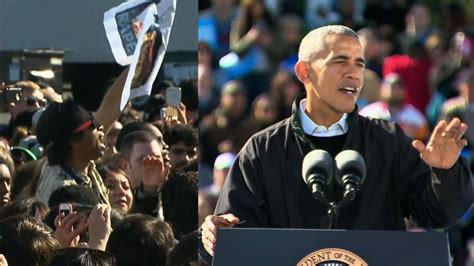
[198,0,474,265]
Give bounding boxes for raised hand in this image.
[412,118,468,169]
[87,204,112,251]
[201,213,240,256]
[142,155,168,192]
[54,212,88,248]
[177,103,188,125]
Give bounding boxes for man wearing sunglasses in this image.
[10,81,45,121]
[35,70,128,204]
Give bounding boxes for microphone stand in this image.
[328,179,361,229]
[310,191,339,229]
[308,177,362,229]
[318,184,360,229]
[309,189,338,229]
[327,202,338,229]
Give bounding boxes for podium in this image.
[212,228,450,266]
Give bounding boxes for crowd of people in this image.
[198,0,474,265]
[0,64,199,264]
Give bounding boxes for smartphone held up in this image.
[59,203,72,216]
[161,86,181,120]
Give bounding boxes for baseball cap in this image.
[19,135,43,158]
[10,146,37,164]
[36,100,93,149]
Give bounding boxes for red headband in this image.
[74,120,93,133]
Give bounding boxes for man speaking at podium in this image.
[200,25,473,259]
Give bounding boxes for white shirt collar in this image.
[298,98,349,137]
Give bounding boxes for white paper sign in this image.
[103,0,177,110]
[121,5,161,110]
[104,0,153,66]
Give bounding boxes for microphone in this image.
[302,150,335,206]
[334,150,366,201]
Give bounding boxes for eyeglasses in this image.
[170,147,197,157]
[74,115,101,134]
[25,96,47,107]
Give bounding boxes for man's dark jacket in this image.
[214,97,473,230]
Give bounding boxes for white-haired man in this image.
[200,25,473,260]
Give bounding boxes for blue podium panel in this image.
[213,228,450,266]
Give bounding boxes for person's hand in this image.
[87,204,112,251]
[412,118,468,169]
[177,103,188,125]
[164,113,178,127]
[0,254,8,266]
[54,212,88,248]
[201,213,240,256]
[142,155,168,192]
[163,103,188,127]
[246,27,261,42]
